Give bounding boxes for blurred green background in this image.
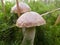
[0,0,60,45]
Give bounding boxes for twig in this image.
[1,0,6,16]
[16,0,20,17]
[41,8,60,16]
[41,8,60,25]
[54,15,60,25]
[1,24,16,31]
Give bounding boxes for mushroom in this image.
[11,1,31,34]
[16,11,46,45]
[11,2,31,14]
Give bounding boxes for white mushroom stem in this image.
[41,8,60,16]
[22,28,25,35]
[21,27,36,45]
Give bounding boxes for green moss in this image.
[0,1,60,45]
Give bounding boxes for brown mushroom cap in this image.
[11,2,31,13]
[16,11,46,28]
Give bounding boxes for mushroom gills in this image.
[21,27,36,45]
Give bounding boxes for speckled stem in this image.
[22,28,25,35]
[21,27,36,45]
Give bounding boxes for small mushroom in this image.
[11,2,31,14]
[16,11,46,45]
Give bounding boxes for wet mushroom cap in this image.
[16,11,46,28]
[11,2,31,13]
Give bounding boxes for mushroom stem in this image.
[22,28,25,35]
[21,27,36,45]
